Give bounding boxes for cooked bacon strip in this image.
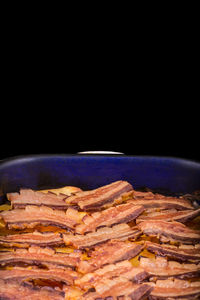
[146,241,200,262]
[136,208,200,224]
[64,224,142,249]
[147,278,200,299]
[92,277,152,300]
[0,279,65,300]
[0,246,81,269]
[8,189,70,209]
[0,231,64,248]
[138,220,200,244]
[128,197,193,210]
[76,203,144,234]
[67,180,133,211]
[0,205,82,230]
[139,256,200,280]
[75,260,148,290]
[133,190,193,207]
[78,240,144,273]
[0,266,79,285]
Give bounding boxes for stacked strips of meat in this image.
[0,180,200,299]
[0,185,83,300]
[147,279,200,300]
[132,190,200,299]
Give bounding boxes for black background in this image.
[1,96,199,163]
[1,68,199,162]
[1,23,199,163]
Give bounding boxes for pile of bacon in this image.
[0,180,200,300]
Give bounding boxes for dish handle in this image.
[77,151,124,155]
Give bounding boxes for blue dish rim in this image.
[0,153,200,166]
[0,153,200,202]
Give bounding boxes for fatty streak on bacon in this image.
[64,224,142,249]
[67,180,133,211]
[0,266,79,285]
[0,205,82,230]
[0,231,64,248]
[75,260,149,290]
[81,277,153,300]
[0,246,81,269]
[78,240,144,273]
[139,256,200,280]
[0,279,65,300]
[136,208,200,224]
[75,203,144,234]
[147,278,200,300]
[137,220,200,244]
[146,241,200,263]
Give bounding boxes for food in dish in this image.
[0,180,200,299]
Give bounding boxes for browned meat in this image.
[139,256,200,280]
[0,279,65,300]
[80,291,101,300]
[136,208,200,224]
[75,260,148,290]
[0,246,81,269]
[147,278,200,299]
[0,266,79,285]
[0,205,82,230]
[0,231,64,248]
[146,241,200,262]
[67,181,133,211]
[63,224,142,249]
[76,203,144,234]
[7,189,70,209]
[78,240,144,273]
[1,181,199,300]
[137,220,200,244]
[128,190,193,210]
[83,277,153,300]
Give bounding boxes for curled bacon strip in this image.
[75,260,148,290]
[139,256,200,280]
[137,220,200,244]
[7,189,70,210]
[81,277,153,300]
[0,205,82,230]
[145,241,200,262]
[76,203,144,234]
[0,231,64,248]
[64,224,141,249]
[0,266,79,285]
[128,190,194,210]
[67,181,133,211]
[0,246,81,269]
[78,240,144,273]
[147,278,200,299]
[136,208,200,224]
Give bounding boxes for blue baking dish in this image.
[0,154,200,204]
